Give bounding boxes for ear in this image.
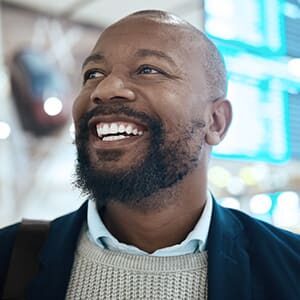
[205,99,232,146]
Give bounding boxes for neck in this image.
[100,168,207,253]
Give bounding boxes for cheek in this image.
[155,90,195,131]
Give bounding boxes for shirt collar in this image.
[87,192,213,256]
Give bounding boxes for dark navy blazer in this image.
[0,200,299,300]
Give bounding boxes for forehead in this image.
[91,18,200,66]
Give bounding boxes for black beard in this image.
[74,103,206,211]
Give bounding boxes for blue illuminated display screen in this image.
[212,73,290,163]
[205,0,285,55]
[206,0,292,163]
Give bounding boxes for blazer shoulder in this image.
[0,222,20,258]
[0,223,20,294]
[226,208,300,297]
[225,207,300,274]
[0,202,87,297]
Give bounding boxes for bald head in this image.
[108,10,227,101]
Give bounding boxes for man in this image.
[0,10,299,300]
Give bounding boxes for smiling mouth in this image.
[86,115,149,148]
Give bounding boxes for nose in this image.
[90,74,136,104]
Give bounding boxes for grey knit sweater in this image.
[66,232,208,299]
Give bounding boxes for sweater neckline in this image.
[76,232,208,273]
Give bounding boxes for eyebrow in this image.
[134,49,177,67]
[82,53,105,70]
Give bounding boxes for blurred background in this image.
[0,0,299,233]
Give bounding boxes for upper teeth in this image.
[96,122,143,138]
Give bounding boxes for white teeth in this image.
[96,126,102,137]
[118,124,125,133]
[96,122,144,138]
[102,124,110,135]
[125,125,133,135]
[102,135,129,141]
[110,123,118,134]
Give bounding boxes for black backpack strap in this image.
[2,219,50,300]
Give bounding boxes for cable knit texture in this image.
[66,232,208,300]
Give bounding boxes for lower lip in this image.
[90,133,147,150]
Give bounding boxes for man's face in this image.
[73,18,211,209]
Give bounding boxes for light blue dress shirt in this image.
[87,192,213,256]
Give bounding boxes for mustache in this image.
[85,103,156,125]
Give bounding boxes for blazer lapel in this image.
[26,201,88,300]
[207,200,252,300]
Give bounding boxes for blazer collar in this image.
[207,198,252,300]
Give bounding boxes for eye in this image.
[137,65,161,75]
[83,69,105,83]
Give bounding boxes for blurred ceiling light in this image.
[0,121,11,140]
[220,197,241,210]
[273,192,299,228]
[277,191,299,208]
[249,194,272,215]
[239,167,257,186]
[227,177,245,195]
[208,166,231,188]
[43,97,63,116]
[288,58,300,77]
